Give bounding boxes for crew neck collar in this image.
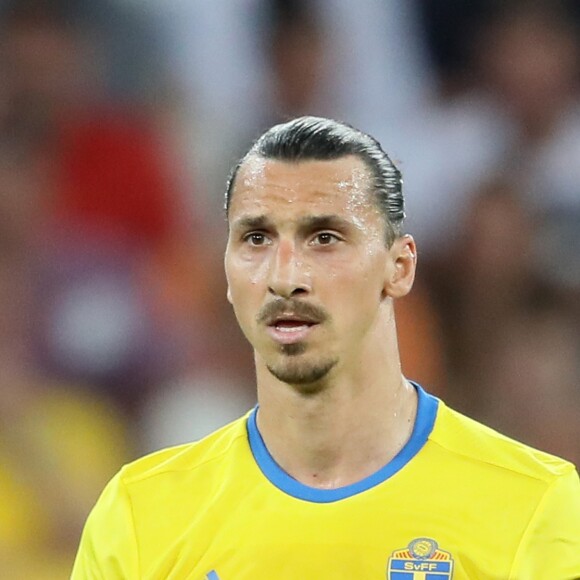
[246,382,438,503]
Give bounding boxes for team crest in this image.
[387,538,454,579]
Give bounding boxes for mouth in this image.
[258,300,327,346]
[266,316,319,345]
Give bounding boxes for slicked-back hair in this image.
[225,116,405,246]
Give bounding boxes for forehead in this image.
[229,155,377,221]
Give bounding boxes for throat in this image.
[255,382,418,489]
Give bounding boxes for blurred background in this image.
[0,0,579,576]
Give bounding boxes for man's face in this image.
[225,155,392,390]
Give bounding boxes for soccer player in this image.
[72,117,580,579]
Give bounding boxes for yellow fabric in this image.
[72,398,580,579]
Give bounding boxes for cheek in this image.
[330,276,379,309]
[323,256,384,295]
[226,260,265,320]
[227,285,258,343]
[227,252,271,289]
[319,259,385,324]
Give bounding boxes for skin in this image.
[225,154,418,489]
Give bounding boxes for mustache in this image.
[256,299,329,325]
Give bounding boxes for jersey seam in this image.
[427,437,563,485]
[507,472,563,578]
[123,429,248,486]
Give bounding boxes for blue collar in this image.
[246,382,438,503]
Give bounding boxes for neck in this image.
[254,319,418,489]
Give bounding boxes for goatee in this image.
[266,357,337,388]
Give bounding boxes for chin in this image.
[266,356,338,390]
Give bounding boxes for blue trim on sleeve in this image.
[246,382,438,503]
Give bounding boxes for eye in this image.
[243,232,270,246]
[312,232,340,246]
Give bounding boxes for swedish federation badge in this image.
[387,538,454,579]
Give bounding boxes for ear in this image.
[383,235,417,299]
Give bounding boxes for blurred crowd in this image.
[0,0,579,576]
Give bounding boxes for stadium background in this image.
[0,0,579,576]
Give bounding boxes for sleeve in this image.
[71,470,140,579]
[510,467,580,580]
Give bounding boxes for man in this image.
[72,117,580,579]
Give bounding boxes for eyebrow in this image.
[297,215,353,232]
[231,215,272,231]
[231,214,354,233]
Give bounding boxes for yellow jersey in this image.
[72,385,580,579]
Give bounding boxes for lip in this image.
[264,311,321,326]
[266,321,318,345]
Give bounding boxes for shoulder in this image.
[118,412,252,487]
[430,399,577,485]
[72,413,254,576]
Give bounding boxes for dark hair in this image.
[225,116,405,244]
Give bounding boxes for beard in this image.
[266,347,338,390]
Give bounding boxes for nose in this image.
[268,239,311,298]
